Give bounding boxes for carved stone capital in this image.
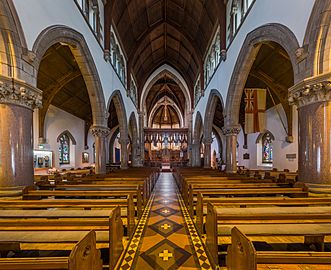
[288,72,331,108]
[91,126,110,138]
[119,137,130,145]
[0,75,42,110]
[103,49,111,62]
[203,137,213,145]
[222,125,241,136]
[220,49,227,61]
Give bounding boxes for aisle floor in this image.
[118,172,212,270]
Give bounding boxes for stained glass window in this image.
[59,134,70,164]
[262,132,273,163]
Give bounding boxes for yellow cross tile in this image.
[161,223,171,230]
[159,249,173,261]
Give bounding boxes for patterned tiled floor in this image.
[119,172,212,270]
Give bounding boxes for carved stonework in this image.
[203,137,213,145]
[0,75,42,109]
[91,126,110,138]
[119,137,130,146]
[220,49,227,61]
[222,125,241,136]
[288,72,331,108]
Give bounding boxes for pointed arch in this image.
[193,111,204,144]
[107,90,128,139]
[225,23,300,127]
[57,130,77,145]
[32,25,107,127]
[204,89,224,141]
[128,112,138,145]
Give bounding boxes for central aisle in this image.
[119,173,212,270]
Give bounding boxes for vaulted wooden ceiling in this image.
[105,0,225,96]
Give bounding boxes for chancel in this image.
[0,0,331,269]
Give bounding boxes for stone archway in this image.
[192,111,203,167]
[203,89,224,168]
[107,90,129,169]
[32,25,107,128]
[225,23,300,127]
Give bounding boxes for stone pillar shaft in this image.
[289,73,331,184]
[203,138,213,168]
[223,125,240,174]
[138,111,145,166]
[0,76,42,187]
[119,137,129,169]
[91,126,110,175]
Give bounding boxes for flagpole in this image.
[266,87,288,136]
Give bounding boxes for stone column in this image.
[289,73,331,184]
[91,126,110,174]
[138,110,145,166]
[191,142,201,167]
[0,76,42,187]
[131,141,141,167]
[222,125,241,174]
[119,137,129,169]
[203,137,213,168]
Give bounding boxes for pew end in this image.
[227,227,256,270]
[109,206,124,270]
[205,202,218,268]
[69,230,103,270]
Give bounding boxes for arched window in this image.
[59,134,70,165]
[262,132,273,163]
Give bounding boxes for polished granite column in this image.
[223,125,240,174]
[203,137,213,168]
[0,76,42,187]
[289,73,331,184]
[119,137,129,169]
[91,126,110,174]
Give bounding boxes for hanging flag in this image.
[244,88,266,134]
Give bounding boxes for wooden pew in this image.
[0,208,123,270]
[196,195,331,234]
[227,227,331,270]
[22,186,143,218]
[188,184,308,218]
[0,196,135,237]
[187,182,293,216]
[206,204,331,266]
[0,230,102,270]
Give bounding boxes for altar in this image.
[144,128,188,166]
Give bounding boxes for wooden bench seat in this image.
[0,198,135,236]
[0,208,123,269]
[196,195,331,234]
[227,227,331,270]
[23,187,143,218]
[188,185,308,217]
[0,231,102,270]
[206,204,331,266]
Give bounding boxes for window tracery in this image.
[59,133,70,165]
[262,131,273,164]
